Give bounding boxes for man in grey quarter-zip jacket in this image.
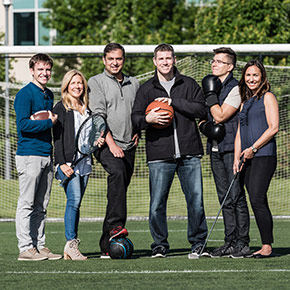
[88,43,139,258]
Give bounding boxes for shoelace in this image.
[31,248,38,254]
[69,239,83,257]
[235,244,245,251]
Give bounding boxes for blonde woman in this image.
[53,70,104,260]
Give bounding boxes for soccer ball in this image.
[109,237,134,259]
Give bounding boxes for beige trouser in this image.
[15,155,53,253]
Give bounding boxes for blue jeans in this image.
[56,167,89,241]
[148,157,208,251]
[210,151,250,245]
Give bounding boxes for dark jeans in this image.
[94,145,136,252]
[241,156,276,245]
[148,157,208,251]
[211,151,250,245]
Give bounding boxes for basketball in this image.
[30,110,50,120]
[109,237,134,259]
[145,100,174,129]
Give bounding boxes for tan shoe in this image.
[64,239,87,260]
[39,247,62,260]
[18,248,48,261]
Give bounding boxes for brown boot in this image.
[64,239,87,260]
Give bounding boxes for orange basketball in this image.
[145,100,174,129]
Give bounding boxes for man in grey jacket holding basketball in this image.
[132,43,208,259]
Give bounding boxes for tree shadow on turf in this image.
[83,247,217,259]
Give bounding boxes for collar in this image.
[103,69,130,85]
[30,81,48,93]
[221,72,234,87]
[152,66,182,87]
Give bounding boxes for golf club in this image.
[197,154,245,258]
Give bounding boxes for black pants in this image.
[211,151,250,245]
[241,156,276,245]
[94,145,136,252]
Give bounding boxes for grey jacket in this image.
[88,69,139,150]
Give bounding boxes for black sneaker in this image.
[230,244,252,258]
[188,245,211,259]
[151,246,167,258]
[210,242,235,258]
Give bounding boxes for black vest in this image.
[207,72,239,154]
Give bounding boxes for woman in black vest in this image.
[234,60,279,258]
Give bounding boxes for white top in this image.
[159,77,181,159]
[73,109,92,176]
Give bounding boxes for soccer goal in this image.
[0,45,289,221]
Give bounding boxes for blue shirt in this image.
[14,82,54,156]
[240,94,276,157]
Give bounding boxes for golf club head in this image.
[188,252,200,259]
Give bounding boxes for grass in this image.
[1,219,290,289]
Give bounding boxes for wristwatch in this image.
[251,145,258,153]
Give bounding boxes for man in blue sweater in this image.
[14,53,61,261]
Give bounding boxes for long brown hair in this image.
[239,59,270,103]
[61,70,88,114]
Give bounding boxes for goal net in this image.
[0,54,289,220]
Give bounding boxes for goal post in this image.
[0,44,289,221]
[1,43,290,54]
[0,43,290,55]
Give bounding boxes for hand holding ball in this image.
[30,110,58,124]
[145,100,174,129]
[30,110,50,120]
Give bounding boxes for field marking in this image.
[2,269,290,275]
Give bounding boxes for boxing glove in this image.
[199,120,225,143]
[202,75,222,107]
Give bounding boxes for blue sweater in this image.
[14,82,54,156]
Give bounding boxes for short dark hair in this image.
[103,43,125,58]
[213,47,236,69]
[29,53,53,69]
[154,43,175,58]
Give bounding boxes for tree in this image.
[194,0,290,45]
[42,0,197,80]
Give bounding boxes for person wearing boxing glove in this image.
[199,120,225,143]
[201,47,250,259]
[201,74,222,107]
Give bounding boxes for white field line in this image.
[2,269,290,275]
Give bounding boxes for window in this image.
[13,0,52,45]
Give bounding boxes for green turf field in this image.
[1,219,290,289]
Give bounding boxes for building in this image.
[0,0,54,83]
